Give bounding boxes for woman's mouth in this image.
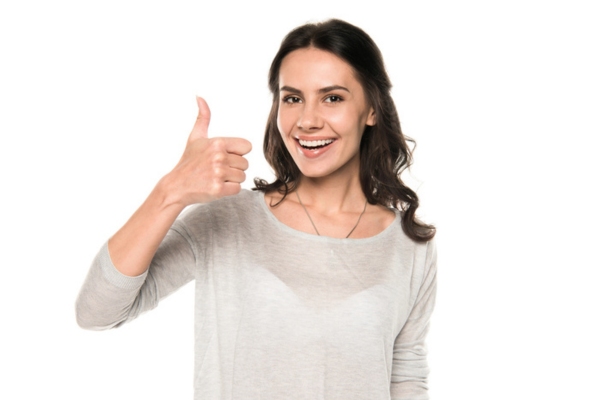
[298,139,334,150]
[295,138,336,159]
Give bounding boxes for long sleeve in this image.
[390,240,437,400]
[75,223,196,330]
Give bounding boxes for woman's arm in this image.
[75,226,195,330]
[108,97,251,277]
[390,240,437,400]
[75,97,251,328]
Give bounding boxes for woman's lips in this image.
[295,138,336,158]
[298,139,334,148]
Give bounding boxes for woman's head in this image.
[256,19,435,242]
[276,46,376,180]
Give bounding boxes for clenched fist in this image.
[164,97,252,207]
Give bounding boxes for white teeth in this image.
[299,139,334,148]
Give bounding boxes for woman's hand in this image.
[162,97,252,207]
[107,97,252,277]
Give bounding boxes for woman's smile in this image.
[294,137,337,158]
[298,138,335,149]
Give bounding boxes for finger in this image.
[188,96,211,142]
[223,168,247,184]
[227,154,249,171]
[220,182,243,197]
[223,137,252,156]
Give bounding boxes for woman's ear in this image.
[366,107,376,126]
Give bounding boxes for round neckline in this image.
[255,190,400,244]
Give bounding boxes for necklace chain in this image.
[295,191,368,238]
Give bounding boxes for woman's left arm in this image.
[390,240,437,400]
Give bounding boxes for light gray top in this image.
[76,189,437,400]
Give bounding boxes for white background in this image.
[1,0,599,398]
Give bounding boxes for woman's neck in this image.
[265,167,396,239]
[295,173,366,215]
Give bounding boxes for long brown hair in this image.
[254,19,435,242]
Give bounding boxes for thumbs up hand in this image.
[164,97,252,207]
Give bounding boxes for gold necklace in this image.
[295,191,368,238]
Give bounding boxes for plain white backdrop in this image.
[1,0,599,398]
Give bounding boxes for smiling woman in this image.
[276,48,376,181]
[76,18,437,400]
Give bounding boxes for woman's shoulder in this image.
[389,212,436,261]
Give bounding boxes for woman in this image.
[77,19,437,400]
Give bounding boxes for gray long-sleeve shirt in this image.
[76,189,437,400]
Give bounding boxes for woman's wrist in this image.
[154,172,189,213]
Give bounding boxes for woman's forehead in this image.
[278,48,361,91]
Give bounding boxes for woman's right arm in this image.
[75,97,252,328]
[109,97,251,277]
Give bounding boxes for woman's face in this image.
[277,47,375,180]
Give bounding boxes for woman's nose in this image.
[297,103,323,131]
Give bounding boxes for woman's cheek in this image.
[277,109,294,135]
[326,109,352,132]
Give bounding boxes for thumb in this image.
[188,96,211,141]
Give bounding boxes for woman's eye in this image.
[283,96,301,104]
[325,95,342,103]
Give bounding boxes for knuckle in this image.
[209,180,224,195]
[211,138,226,150]
[211,151,226,164]
[212,166,224,179]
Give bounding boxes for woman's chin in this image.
[296,161,359,181]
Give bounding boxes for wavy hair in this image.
[254,19,435,242]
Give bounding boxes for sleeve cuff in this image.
[98,241,149,290]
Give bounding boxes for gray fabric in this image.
[76,189,437,400]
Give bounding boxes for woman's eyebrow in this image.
[318,85,350,94]
[280,86,302,94]
[280,85,350,94]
